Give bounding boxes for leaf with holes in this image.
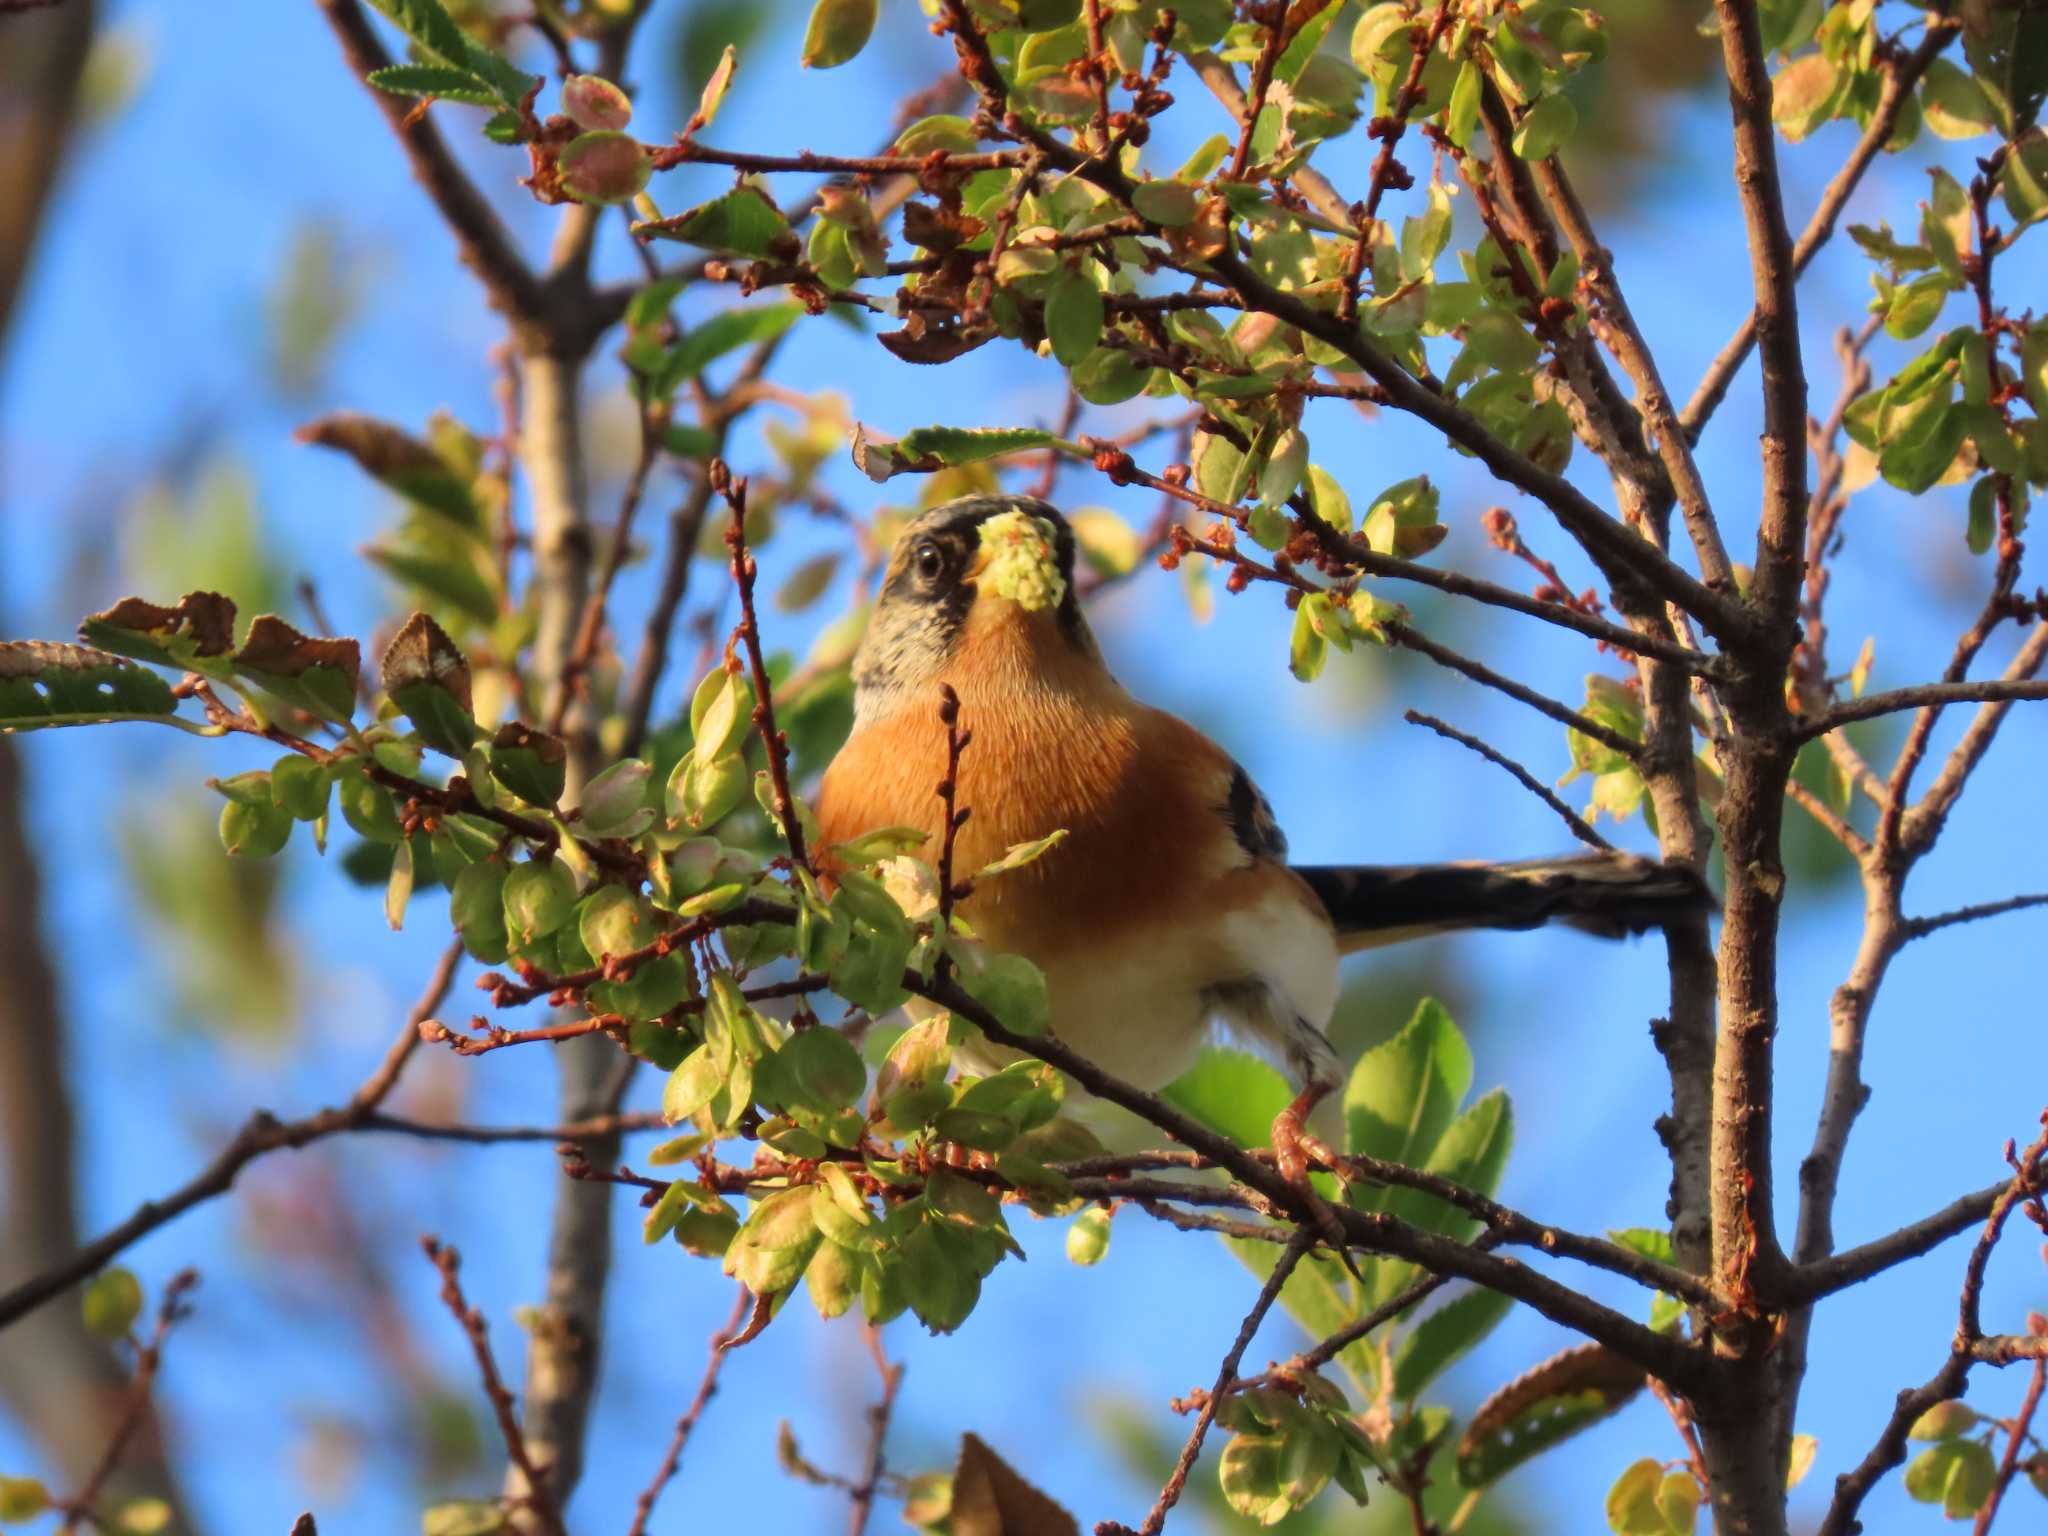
[1455,1341,1646,1489]
[0,641,184,731]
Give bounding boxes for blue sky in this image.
[3,2,2046,1532]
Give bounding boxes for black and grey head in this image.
[850,494,1099,723]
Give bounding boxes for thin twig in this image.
[1903,893,2048,943]
[1818,1115,2048,1536]
[551,401,661,736]
[1403,709,1614,851]
[54,1271,199,1536]
[0,943,462,1333]
[714,463,809,870]
[1119,1227,1315,1536]
[1681,18,1961,440]
[846,1324,905,1536]
[626,1285,752,1536]
[316,0,541,321]
[1976,1347,2048,1535]
[422,1237,569,1536]
[932,683,971,979]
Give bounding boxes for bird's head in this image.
[850,494,1101,724]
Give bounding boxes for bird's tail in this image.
[1294,852,1713,955]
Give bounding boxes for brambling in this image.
[816,494,1706,1178]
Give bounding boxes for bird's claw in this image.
[1271,1101,1362,1282]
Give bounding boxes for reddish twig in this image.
[714,462,809,870]
[421,1236,569,1536]
[846,1324,906,1536]
[1109,1227,1315,1536]
[933,683,973,970]
[626,1285,753,1536]
[54,1270,200,1536]
[1342,7,1457,323]
[1977,1342,2048,1535]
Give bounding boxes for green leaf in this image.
[1393,1087,1513,1240]
[1344,998,1471,1191]
[219,790,293,859]
[800,0,878,69]
[664,1046,726,1123]
[638,185,795,258]
[1968,477,1999,556]
[1289,596,1329,682]
[1456,1341,1645,1489]
[2002,128,2048,228]
[81,1267,145,1339]
[367,0,470,71]
[1391,1287,1514,1400]
[1657,1470,1703,1535]
[365,64,497,105]
[1885,273,1952,340]
[897,1220,980,1333]
[488,722,567,808]
[899,424,1059,466]
[955,948,1052,1036]
[1131,180,1200,226]
[503,858,577,946]
[1511,93,1577,161]
[1218,1434,1293,1525]
[0,1479,50,1526]
[1921,57,1996,139]
[1605,1457,1666,1534]
[1167,1048,1291,1151]
[777,1027,867,1111]
[449,859,510,962]
[385,835,416,929]
[725,1186,823,1294]
[1908,1400,1978,1441]
[1771,52,1841,140]
[421,1500,509,1536]
[659,303,804,392]
[896,114,979,155]
[580,757,654,838]
[1906,1437,1997,1518]
[1044,270,1106,367]
[0,640,182,730]
[876,1015,954,1130]
[1446,57,1482,148]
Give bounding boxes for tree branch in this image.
[1710,0,1809,631]
[1401,709,1615,852]
[1795,677,2048,742]
[625,1285,751,1536]
[1817,1115,2048,1536]
[0,941,462,1333]
[914,972,1711,1391]
[1682,18,1961,441]
[316,0,542,321]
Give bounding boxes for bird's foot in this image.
[1271,1091,1360,1279]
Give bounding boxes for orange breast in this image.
[815,608,1241,960]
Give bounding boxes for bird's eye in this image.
[913,540,946,583]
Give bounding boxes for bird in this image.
[814,493,1709,1181]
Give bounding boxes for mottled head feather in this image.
[851,494,1098,725]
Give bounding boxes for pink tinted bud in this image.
[559,132,650,206]
[562,74,632,132]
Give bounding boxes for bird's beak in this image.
[970,510,1067,614]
